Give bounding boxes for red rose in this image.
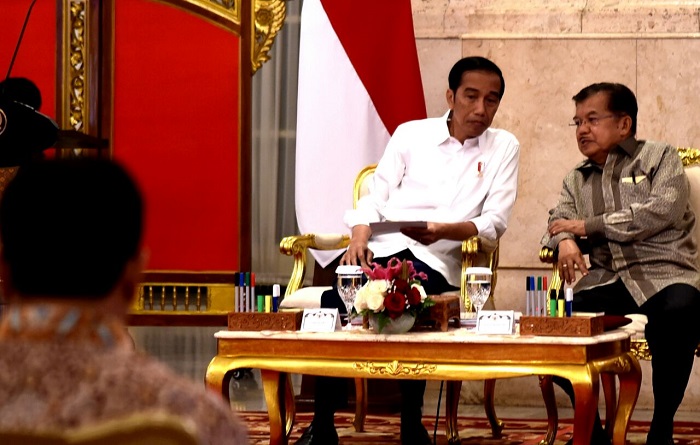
[407,286,422,306]
[393,278,409,294]
[384,291,406,318]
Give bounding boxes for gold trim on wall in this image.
[252,0,286,74]
[155,0,241,32]
[57,0,93,155]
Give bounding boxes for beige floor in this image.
[128,326,698,423]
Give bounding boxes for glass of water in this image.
[336,265,364,322]
[465,267,493,318]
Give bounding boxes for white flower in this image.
[355,279,390,313]
[353,289,368,312]
[411,283,427,301]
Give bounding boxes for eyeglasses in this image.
[569,114,617,129]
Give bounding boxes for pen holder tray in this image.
[228,311,303,331]
[519,315,605,337]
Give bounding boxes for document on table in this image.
[369,221,428,236]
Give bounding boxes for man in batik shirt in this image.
[0,159,247,444]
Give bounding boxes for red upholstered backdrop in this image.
[0,1,56,122]
[112,0,241,272]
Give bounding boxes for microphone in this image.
[0,0,106,167]
[4,0,40,82]
[0,0,59,166]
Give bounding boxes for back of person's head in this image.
[448,56,506,99]
[573,82,638,136]
[0,158,143,298]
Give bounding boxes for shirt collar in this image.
[436,110,483,149]
[618,136,640,157]
[576,136,639,172]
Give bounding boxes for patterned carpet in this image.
[241,411,700,445]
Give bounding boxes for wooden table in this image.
[205,328,641,445]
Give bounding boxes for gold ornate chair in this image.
[538,146,700,439]
[0,413,199,445]
[279,164,505,442]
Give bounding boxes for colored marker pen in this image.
[557,288,565,317]
[549,289,557,317]
[530,276,537,316]
[565,288,573,317]
[250,273,256,312]
[245,272,251,313]
[234,272,240,313]
[272,284,280,313]
[239,272,246,312]
[525,277,531,316]
[537,276,543,316]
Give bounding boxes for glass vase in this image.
[369,312,416,334]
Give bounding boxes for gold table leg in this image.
[609,353,642,445]
[261,369,289,445]
[538,375,558,445]
[204,356,236,401]
[571,365,598,445]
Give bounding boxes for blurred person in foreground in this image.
[0,158,248,444]
[542,82,700,445]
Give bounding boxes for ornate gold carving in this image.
[210,0,237,8]
[172,0,241,28]
[252,0,286,74]
[353,360,437,377]
[678,147,700,167]
[597,355,633,374]
[631,339,652,361]
[68,1,87,133]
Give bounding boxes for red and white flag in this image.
[295,0,427,268]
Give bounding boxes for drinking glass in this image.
[336,265,364,322]
[465,267,493,318]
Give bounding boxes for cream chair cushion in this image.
[686,165,700,246]
[279,286,332,310]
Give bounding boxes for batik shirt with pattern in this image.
[0,304,247,444]
[542,137,700,306]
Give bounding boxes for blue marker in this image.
[272,284,280,313]
[239,272,246,312]
[525,276,531,316]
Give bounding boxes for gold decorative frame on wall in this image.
[53,0,286,322]
[55,0,286,273]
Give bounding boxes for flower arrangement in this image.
[353,257,435,333]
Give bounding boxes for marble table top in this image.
[215,326,630,345]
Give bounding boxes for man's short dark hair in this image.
[448,56,505,99]
[0,158,143,298]
[573,82,638,136]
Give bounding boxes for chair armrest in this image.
[461,236,499,312]
[280,233,350,296]
[539,237,589,291]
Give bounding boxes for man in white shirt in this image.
[296,56,520,445]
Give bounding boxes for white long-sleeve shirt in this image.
[344,111,520,286]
